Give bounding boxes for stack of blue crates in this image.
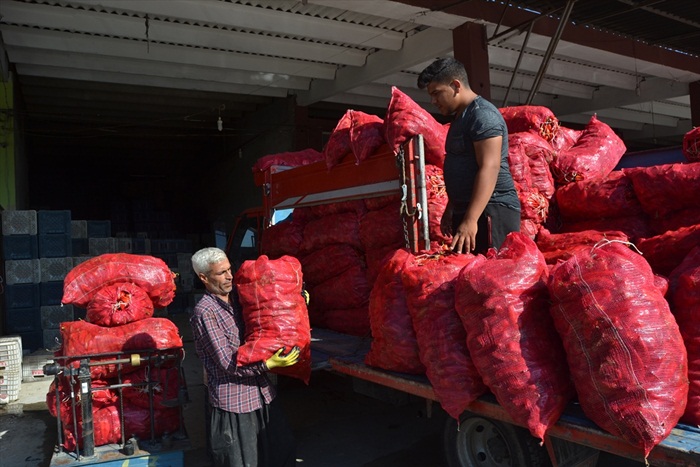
[1,210,75,352]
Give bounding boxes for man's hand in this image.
[265,346,300,370]
[450,218,478,253]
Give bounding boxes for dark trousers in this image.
[452,203,521,255]
[209,398,296,467]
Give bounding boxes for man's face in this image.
[427,80,459,116]
[200,259,233,298]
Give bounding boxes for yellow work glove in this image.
[265,346,300,370]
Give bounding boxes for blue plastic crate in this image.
[87,220,112,238]
[40,281,64,306]
[2,235,39,260]
[39,233,72,258]
[71,238,89,255]
[5,307,41,334]
[4,283,40,309]
[17,331,44,353]
[40,305,74,329]
[37,210,71,235]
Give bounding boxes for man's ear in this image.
[450,79,462,93]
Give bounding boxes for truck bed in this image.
[309,328,700,467]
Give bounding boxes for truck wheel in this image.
[443,412,550,467]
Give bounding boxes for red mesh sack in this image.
[359,202,403,251]
[555,170,642,221]
[58,318,183,379]
[669,246,700,425]
[559,215,653,243]
[636,224,700,276]
[260,217,305,259]
[364,194,401,211]
[62,253,176,309]
[365,244,401,285]
[536,228,628,265]
[61,405,122,451]
[306,199,366,218]
[122,366,182,410]
[365,248,425,374]
[384,86,447,168]
[86,281,154,327]
[549,125,581,153]
[682,126,700,162]
[300,211,362,253]
[547,241,688,457]
[550,115,626,185]
[299,243,364,286]
[625,162,700,218]
[323,307,370,337]
[234,255,311,384]
[651,207,700,235]
[324,110,353,170]
[47,378,117,422]
[518,187,549,224]
[252,148,324,172]
[499,105,559,142]
[425,165,450,244]
[402,251,486,419]
[123,406,180,441]
[509,131,556,198]
[349,110,386,164]
[455,233,574,440]
[310,264,371,310]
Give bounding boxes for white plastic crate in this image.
[0,337,22,372]
[70,220,87,238]
[1,210,38,236]
[4,259,41,285]
[89,237,117,256]
[22,351,54,382]
[40,257,73,282]
[0,371,21,402]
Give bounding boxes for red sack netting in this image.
[62,254,176,309]
[324,110,354,170]
[299,211,363,253]
[402,251,487,419]
[558,215,653,244]
[509,131,556,198]
[550,115,626,185]
[547,241,688,457]
[682,126,700,163]
[234,255,311,384]
[364,244,401,286]
[625,162,700,218]
[365,248,425,374]
[535,228,628,265]
[260,217,306,259]
[310,264,371,311]
[359,202,404,251]
[636,223,700,277]
[520,218,541,239]
[554,170,642,221]
[349,110,386,164]
[455,233,574,441]
[499,105,560,142]
[122,366,182,410]
[518,187,549,224]
[306,199,367,219]
[299,243,364,286]
[425,165,450,244]
[669,246,700,425]
[384,86,447,168]
[549,125,582,153]
[252,148,324,173]
[86,281,154,327]
[651,207,700,236]
[58,318,183,379]
[364,194,402,211]
[322,307,370,337]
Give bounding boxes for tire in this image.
[443,411,551,467]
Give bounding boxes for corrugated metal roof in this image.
[510,0,700,57]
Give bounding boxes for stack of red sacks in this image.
[48,253,181,451]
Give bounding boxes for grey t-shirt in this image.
[443,96,520,213]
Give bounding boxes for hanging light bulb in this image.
[217,117,223,132]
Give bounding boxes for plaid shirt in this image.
[190,291,275,413]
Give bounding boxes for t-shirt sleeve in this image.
[469,108,505,141]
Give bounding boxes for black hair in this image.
[417,57,470,89]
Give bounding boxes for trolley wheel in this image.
[443,411,551,467]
